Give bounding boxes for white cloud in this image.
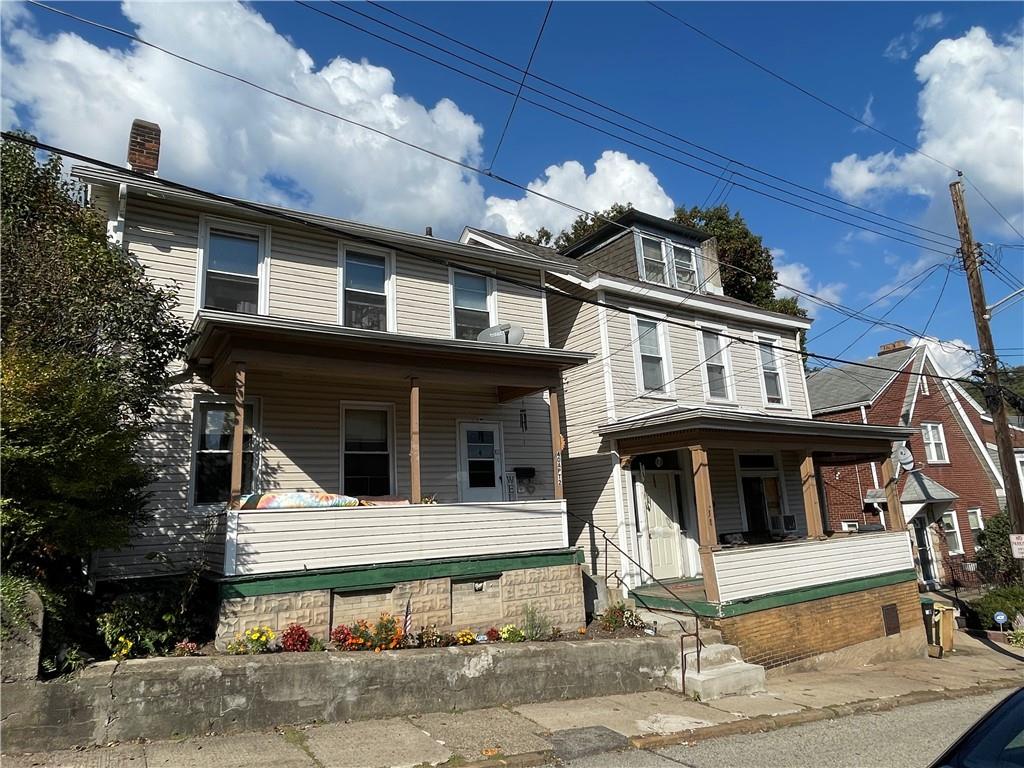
[771,248,845,317]
[853,93,876,132]
[830,28,1024,239]
[482,150,674,237]
[2,1,493,236]
[884,11,946,61]
[910,336,978,377]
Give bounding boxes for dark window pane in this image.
[208,231,259,275]
[454,308,490,340]
[199,404,255,450]
[453,272,488,310]
[467,443,494,459]
[345,252,386,293]
[466,431,494,445]
[343,453,390,496]
[641,355,664,391]
[707,363,728,398]
[194,452,253,504]
[468,459,495,487]
[345,290,387,330]
[764,371,783,403]
[739,454,776,470]
[644,259,666,284]
[205,273,258,314]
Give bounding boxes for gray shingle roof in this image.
[807,347,917,413]
[864,471,959,505]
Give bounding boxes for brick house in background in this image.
[808,340,1024,589]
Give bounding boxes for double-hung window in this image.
[451,270,493,340]
[671,243,698,289]
[700,328,732,401]
[921,423,948,463]
[941,511,963,555]
[639,236,669,285]
[756,336,786,406]
[193,401,258,505]
[201,221,266,314]
[341,405,393,496]
[342,248,390,331]
[967,508,984,546]
[636,317,668,394]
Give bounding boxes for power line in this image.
[2,131,984,390]
[964,175,1024,241]
[354,0,961,247]
[488,0,553,170]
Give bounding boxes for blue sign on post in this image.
[994,611,1008,626]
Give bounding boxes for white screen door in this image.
[458,422,504,502]
[641,472,683,580]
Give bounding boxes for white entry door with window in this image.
[458,422,504,502]
[639,472,684,580]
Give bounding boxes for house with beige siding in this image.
[463,211,930,668]
[78,121,592,646]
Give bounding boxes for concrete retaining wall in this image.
[1,637,682,754]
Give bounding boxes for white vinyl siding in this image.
[922,422,949,463]
[941,511,963,554]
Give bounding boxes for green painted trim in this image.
[629,569,918,619]
[219,549,581,598]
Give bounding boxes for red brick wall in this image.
[713,580,921,668]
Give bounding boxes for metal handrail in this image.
[563,507,705,695]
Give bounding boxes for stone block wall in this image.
[712,579,923,668]
[217,564,586,647]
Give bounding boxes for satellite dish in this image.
[477,323,525,346]
[894,446,915,472]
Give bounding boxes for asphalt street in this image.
[552,689,1015,768]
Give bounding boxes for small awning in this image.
[864,472,959,505]
[186,310,592,399]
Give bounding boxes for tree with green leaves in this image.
[517,203,634,252]
[1,136,190,661]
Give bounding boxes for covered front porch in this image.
[599,408,916,610]
[187,310,590,578]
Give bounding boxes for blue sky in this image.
[3,1,1022,370]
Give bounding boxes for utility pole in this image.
[950,180,1024,572]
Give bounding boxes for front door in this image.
[458,422,504,502]
[912,516,937,584]
[641,472,684,580]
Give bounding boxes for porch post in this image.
[799,453,826,539]
[880,456,904,529]
[229,363,247,501]
[688,444,720,602]
[410,377,421,504]
[548,387,564,499]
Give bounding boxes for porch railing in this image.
[224,499,568,576]
[563,508,705,696]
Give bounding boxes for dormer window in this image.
[636,233,700,290]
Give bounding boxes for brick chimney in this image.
[878,340,910,356]
[126,119,160,175]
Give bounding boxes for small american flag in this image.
[402,598,413,638]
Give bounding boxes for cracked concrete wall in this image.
[0,636,682,753]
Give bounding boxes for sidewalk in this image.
[6,633,1021,768]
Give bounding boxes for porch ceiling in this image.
[599,407,914,459]
[187,310,592,394]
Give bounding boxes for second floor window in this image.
[700,329,731,401]
[636,318,667,393]
[203,225,264,314]
[921,423,948,463]
[452,271,493,340]
[343,250,388,331]
[757,337,785,406]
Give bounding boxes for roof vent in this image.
[878,340,910,356]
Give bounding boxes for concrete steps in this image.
[683,658,766,701]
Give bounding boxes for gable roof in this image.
[807,347,916,414]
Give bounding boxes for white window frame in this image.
[633,231,703,291]
[734,450,792,534]
[630,311,675,399]
[635,234,671,287]
[339,401,397,497]
[941,510,964,555]
[921,422,949,464]
[920,375,930,396]
[754,333,789,408]
[448,266,497,341]
[338,242,397,333]
[195,215,270,316]
[697,323,735,404]
[967,508,984,549]
[188,394,262,509]
[668,241,700,290]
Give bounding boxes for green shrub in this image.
[975,513,1022,586]
[969,586,1024,629]
[598,603,647,632]
[1007,629,1024,649]
[522,604,551,641]
[499,624,525,642]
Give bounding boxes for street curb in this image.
[628,678,1021,752]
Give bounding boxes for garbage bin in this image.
[921,598,935,645]
[934,603,955,652]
